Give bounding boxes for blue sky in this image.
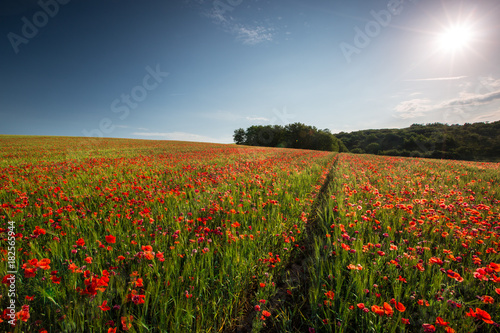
[1,0,500,143]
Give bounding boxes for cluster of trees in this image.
[234,121,499,161]
[233,123,347,152]
[336,121,500,162]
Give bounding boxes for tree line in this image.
[234,120,500,162]
[233,123,347,152]
[336,121,500,162]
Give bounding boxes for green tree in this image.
[233,128,246,145]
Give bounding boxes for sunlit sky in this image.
[1,0,500,143]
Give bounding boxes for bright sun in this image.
[438,24,473,52]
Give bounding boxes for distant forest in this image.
[234,121,500,162]
[337,121,500,161]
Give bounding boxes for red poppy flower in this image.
[436,317,449,326]
[16,305,30,322]
[488,262,500,272]
[121,315,133,331]
[324,290,334,300]
[418,299,429,306]
[422,324,436,333]
[33,226,46,236]
[133,278,144,288]
[105,235,116,244]
[383,302,393,316]
[482,295,494,304]
[395,301,405,312]
[466,308,476,318]
[99,300,111,311]
[24,267,37,278]
[38,258,51,270]
[127,290,145,304]
[2,274,15,285]
[429,257,443,266]
[68,263,80,273]
[51,275,61,284]
[474,308,493,324]
[371,305,384,316]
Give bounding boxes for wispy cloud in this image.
[394,75,500,120]
[132,131,227,143]
[202,4,275,45]
[403,76,468,82]
[440,89,500,108]
[393,99,433,119]
[471,110,500,123]
[204,6,229,24]
[115,125,149,130]
[246,116,271,122]
[478,77,500,89]
[233,24,274,45]
[394,89,500,119]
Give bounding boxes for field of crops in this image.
[277,154,500,333]
[0,136,499,333]
[0,136,335,332]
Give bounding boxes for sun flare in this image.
[438,24,473,52]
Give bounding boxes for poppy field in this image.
[274,154,499,333]
[0,136,334,332]
[0,136,499,332]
